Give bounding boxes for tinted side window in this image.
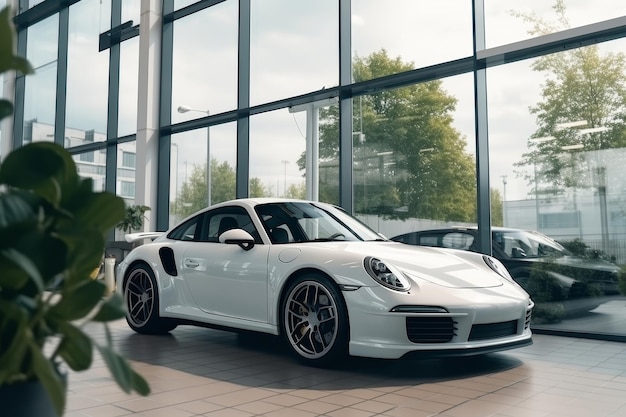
[168,216,200,241]
[441,232,474,250]
[200,206,262,243]
[393,233,418,244]
[418,235,440,247]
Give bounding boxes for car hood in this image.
[308,241,504,289]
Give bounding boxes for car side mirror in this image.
[219,229,255,251]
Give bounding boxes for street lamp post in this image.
[177,105,211,206]
[281,160,289,197]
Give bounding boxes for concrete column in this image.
[135,0,162,232]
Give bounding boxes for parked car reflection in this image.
[391,227,621,323]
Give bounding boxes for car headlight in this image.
[483,255,514,281]
[364,257,411,292]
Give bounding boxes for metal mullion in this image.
[473,0,492,256]
[338,0,352,213]
[236,0,251,199]
[53,6,68,148]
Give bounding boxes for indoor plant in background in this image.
[0,6,149,417]
[117,203,151,236]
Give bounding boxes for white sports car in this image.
[117,198,533,365]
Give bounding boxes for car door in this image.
[181,206,270,323]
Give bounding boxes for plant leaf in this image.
[91,293,126,322]
[0,301,30,385]
[0,248,43,292]
[96,343,150,396]
[49,279,105,321]
[0,142,78,205]
[0,6,34,75]
[0,99,12,121]
[56,322,93,371]
[67,189,126,235]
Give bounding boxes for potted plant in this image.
[0,6,149,416]
[117,204,151,234]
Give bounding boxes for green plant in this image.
[117,204,151,234]
[0,6,148,416]
[0,6,33,120]
[0,142,150,416]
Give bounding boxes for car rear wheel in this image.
[124,263,177,334]
[281,274,348,366]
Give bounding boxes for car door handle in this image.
[184,259,200,269]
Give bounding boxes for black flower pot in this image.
[0,380,60,417]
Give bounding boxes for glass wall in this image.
[354,74,477,238]
[249,109,309,199]
[66,0,109,145]
[352,0,473,79]
[118,37,139,137]
[170,122,237,225]
[250,0,338,105]
[171,1,237,121]
[7,0,626,340]
[23,15,57,143]
[484,0,626,49]
[488,36,626,335]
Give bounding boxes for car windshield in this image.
[493,229,572,258]
[255,201,383,243]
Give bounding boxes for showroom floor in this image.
[63,319,626,417]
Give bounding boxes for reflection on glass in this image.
[118,37,139,136]
[352,0,472,80]
[484,0,626,49]
[66,0,109,143]
[116,141,136,202]
[250,105,338,205]
[348,75,476,236]
[171,1,237,122]
[250,0,337,105]
[122,1,141,24]
[488,36,626,335]
[75,148,107,192]
[170,122,236,226]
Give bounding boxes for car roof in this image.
[398,226,526,235]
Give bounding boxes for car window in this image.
[167,216,200,241]
[441,232,474,250]
[255,202,365,242]
[494,230,569,258]
[418,235,439,246]
[201,206,261,243]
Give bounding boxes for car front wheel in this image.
[124,263,177,334]
[281,274,349,366]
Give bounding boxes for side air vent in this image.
[159,247,177,276]
[406,317,456,343]
[525,302,533,329]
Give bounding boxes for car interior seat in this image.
[270,227,289,243]
[218,216,238,236]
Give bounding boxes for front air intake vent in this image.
[406,317,456,343]
[469,320,517,341]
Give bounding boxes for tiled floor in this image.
[64,320,626,417]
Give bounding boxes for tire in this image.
[124,263,177,334]
[281,274,349,366]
